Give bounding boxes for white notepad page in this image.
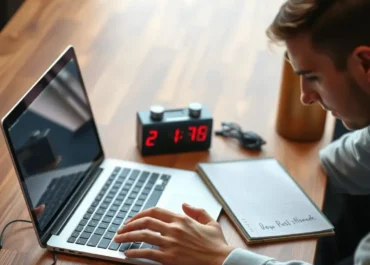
[199,159,334,239]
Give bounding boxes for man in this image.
[114,0,370,264]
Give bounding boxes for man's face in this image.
[286,34,370,130]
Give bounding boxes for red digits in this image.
[174,129,182,143]
[188,126,197,141]
[145,130,158,147]
[196,125,208,142]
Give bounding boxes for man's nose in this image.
[300,77,320,105]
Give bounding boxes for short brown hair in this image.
[267,0,370,70]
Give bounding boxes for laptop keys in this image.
[95,228,106,235]
[76,237,88,245]
[98,238,111,249]
[103,198,112,204]
[80,232,92,239]
[139,171,150,181]
[128,211,136,218]
[67,236,77,243]
[143,190,163,210]
[129,170,140,180]
[88,220,98,227]
[136,200,144,207]
[83,213,91,219]
[87,234,103,247]
[106,210,115,217]
[92,214,103,221]
[109,205,119,212]
[84,226,94,233]
[100,202,109,209]
[121,205,130,212]
[125,199,134,205]
[108,241,121,250]
[113,200,122,206]
[112,218,124,225]
[116,212,126,219]
[141,243,153,249]
[149,173,159,183]
[68,167,172,251]
[87,207,95,214]
[102,216,113,223]
[79,219,87,226]
[75,225,84,232]
[96,208,106,215]
[120,168,131,178]
[98,222,109,229]
[108,224,119,233]
[119,243,132,252]
[71,231,80,238]
[113,167,121,174]
[103,232,115,240]
[130,242,142,249]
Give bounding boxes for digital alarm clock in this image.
[136,103,213,155]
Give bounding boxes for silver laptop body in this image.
[1,46,221,265]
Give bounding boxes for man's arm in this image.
[223,249,311,265]
[320,126,370,194]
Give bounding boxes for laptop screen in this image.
[3,48,104,239]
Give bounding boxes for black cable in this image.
[0,219,57,265]
[215,121,266,150]
[51,251,58,265]
[0,219,32,249]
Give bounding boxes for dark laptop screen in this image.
[5,53,103,237]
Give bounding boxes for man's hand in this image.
[114,203,234,265]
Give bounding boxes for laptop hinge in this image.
[40,160,104,244]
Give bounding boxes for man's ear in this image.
[353,46,370,75]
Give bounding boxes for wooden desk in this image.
[0,0,335,264]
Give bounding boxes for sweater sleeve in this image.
[319,126,370,195]
[223,249,311,265]
[355,233,370,265]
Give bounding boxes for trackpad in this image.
[163,194,222,220]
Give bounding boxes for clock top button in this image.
[188,102,202,118]
[150,105,165,121]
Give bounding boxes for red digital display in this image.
[174,125,208,143]
[144,125,209,147]
[145,130,158,147]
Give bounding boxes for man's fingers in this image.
[125,207,178,225]
[117,217,168,235]
[114,230,167,247]
[182,203,214,224]
[124,248,165,263]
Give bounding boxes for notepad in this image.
[197,158,334,244]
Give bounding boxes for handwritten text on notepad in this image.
[258,215,317,231]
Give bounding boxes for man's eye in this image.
[305,76,319,82]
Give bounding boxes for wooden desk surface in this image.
[0,0,336,264]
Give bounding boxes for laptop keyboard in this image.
[67,167,171,252]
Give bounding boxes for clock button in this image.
[188,102,202,118]
[150,105,165,121]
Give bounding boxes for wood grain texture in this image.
[0,0,336,264]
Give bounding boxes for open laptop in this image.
[1,46,221,264]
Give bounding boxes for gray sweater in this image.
[223,125,370,265]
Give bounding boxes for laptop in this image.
[1,46,222,264]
